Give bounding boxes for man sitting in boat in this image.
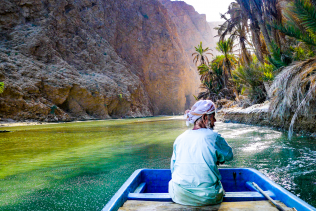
[169,100,233,206]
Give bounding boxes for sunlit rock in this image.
[0,0,215,121]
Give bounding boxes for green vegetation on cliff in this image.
[0,82,4,94]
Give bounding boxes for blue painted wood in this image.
[102,168,316,211]
[245,181,259,192]
[128,193,172,201]
[133,182,146,193]
[140,169,171,193]
[101,169,142,211]
[223,191,275,202]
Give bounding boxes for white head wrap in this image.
[185,100,216,126]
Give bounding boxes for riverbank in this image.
[2,103,316,137]
[0,121,50,127]
[0,115,185,128]
[217,101,316,137]
[216,101,270,126]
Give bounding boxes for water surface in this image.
[0,117,315,210]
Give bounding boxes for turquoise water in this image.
[0,117,315,210]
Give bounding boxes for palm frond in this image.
[292,0,316,33]
[269,57,316,139]
[192,42,212,66]
[273,21,316,46]
[233,62,267,103]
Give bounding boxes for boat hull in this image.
[102,168,315,211]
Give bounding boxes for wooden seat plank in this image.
[127,191,276,202]
[118,200,293,211]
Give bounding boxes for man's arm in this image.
[215,134,233,163]
[216,160,225,165]
[170,151,175,173]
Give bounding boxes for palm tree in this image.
[217,0,316,138]
[198,80,215,100]
[197,77,234,102]
[192,42,213,66]
[218,2,254,65]
[263,0,285,48]
[269,0,316,139]
[233,0,268,54]
[197,63,225,90]
[196,57,236,102]
[233,61,267,103]
[273,0,316,47]
[215,40,237,81]
[224,0,286,60]
[197,64,212,82]
[214,39,240,100]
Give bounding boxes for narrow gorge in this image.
[0,0,218,121]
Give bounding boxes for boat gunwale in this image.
[102,168,316,211]
[102,169,142,211]
[221,168,315,211]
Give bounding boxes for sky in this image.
[174,0,234,22]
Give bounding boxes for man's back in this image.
[169,128,233,206]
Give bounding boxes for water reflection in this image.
[243,141,272,153]
[0,117,315,210]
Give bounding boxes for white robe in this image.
[169,128,233,206]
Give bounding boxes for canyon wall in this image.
[0,0,213,121]
[208,21,223,55]
[159,0,219,66]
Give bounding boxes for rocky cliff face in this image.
[0,0,212,121]
[159,0,219,65]
[208,21,223,55]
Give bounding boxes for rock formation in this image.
[208,21,223,55]
[0,0,214,121]
[159,0,219,66]
[217,101,316,136]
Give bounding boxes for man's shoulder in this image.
[175,129,219,141]
[199,129,221,145]
[200,128,219,136]
[175,130,190,141]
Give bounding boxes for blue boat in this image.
[102,168,315,211]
